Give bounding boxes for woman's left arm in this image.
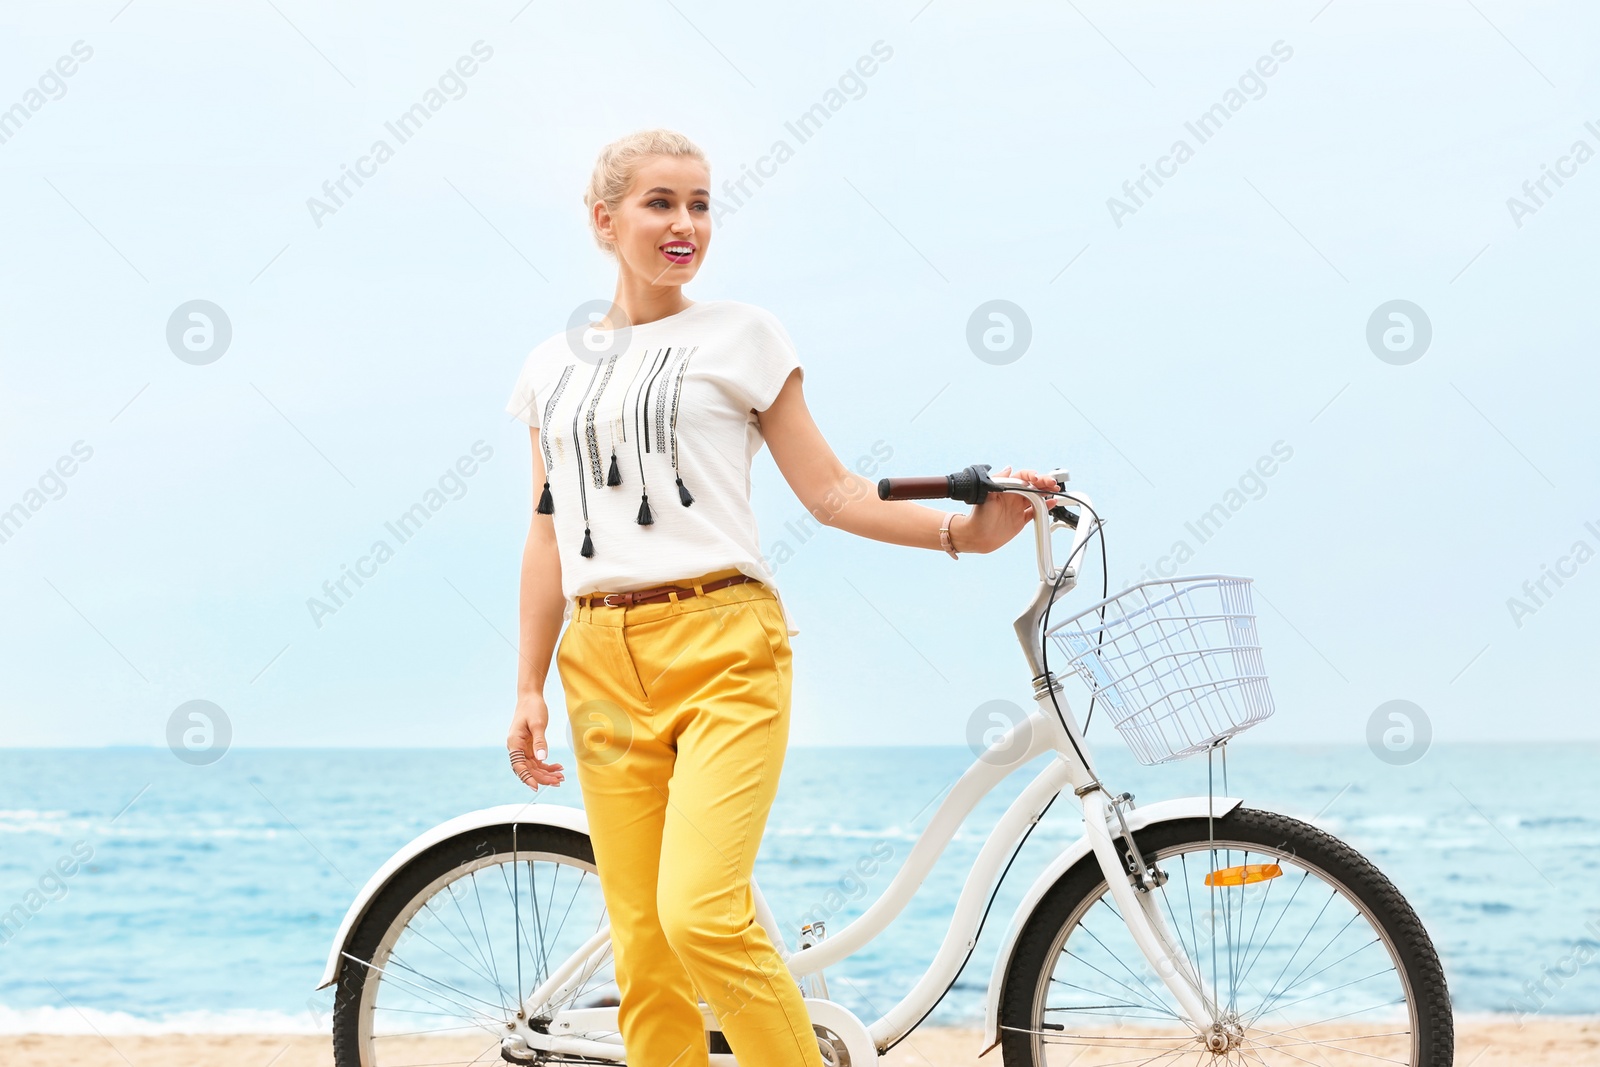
[758,369,1062,555]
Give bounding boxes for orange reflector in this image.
[1205,863,1283,887]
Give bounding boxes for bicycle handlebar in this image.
[877,463,1077,527]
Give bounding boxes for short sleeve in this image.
[740,308,805,414]
[505,347,543,428]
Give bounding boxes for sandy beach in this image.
[5,1018,1596,1065]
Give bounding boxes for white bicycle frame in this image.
[495,469,1227,1062]
[318,470,1228,1062]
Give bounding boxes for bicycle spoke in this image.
[528,859,549,991]
[468,870,508,1014]
[495,859,542,994]
[1237,857,1278,997]
[1249,935,1384,1027]
[371,1023,504,1039]
[1225,849,1244,1013]
[1244,897,1358,1028]
[442,874,500,991]
[343,951,507,1032]
[395,909,509,1006]
[1156,870,1197,971]
[1035,1040,1202,1067]
[1248,1028,1413,1063]
[385,952,513,1016]
[1252,972,1402,1024]
[346,842,621,1066]
[1245,912,1369,1026]
[1021,826,1431,1067]
[1232,869,1313,1000]
[1086,898,1192,1009]
[1250,999,1411,1034]
[1067,918,1185,1020]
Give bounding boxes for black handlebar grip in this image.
[877,464,994,505]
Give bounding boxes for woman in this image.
[504,128,1060,1066]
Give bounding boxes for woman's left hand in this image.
[953,466,1062,554]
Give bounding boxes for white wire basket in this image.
[1044,575,1275,765]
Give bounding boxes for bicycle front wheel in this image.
[998,807,1452,1065]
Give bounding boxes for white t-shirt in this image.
[506,300,804,635]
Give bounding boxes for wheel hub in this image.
[1203,1015,1244,1054]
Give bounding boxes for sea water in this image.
[0,743,1595,1032]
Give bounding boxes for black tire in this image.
[332,822,597,1067]
[997,807,1452,1065]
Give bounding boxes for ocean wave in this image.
[0,810,75,835]
[767,824,919,840]
[0,814,297,842]
[0,1003,330,1035]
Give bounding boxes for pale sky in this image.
[2,0,1597,748]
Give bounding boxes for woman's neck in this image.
[606,276,692,329]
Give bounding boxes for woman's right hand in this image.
[507,692,566,792]
[955,465,1062,553]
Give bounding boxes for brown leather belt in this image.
[577,573,756,608]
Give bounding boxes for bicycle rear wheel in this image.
[998,807,1452,1065]
[331,823,619,1066]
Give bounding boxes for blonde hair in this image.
[584,128,709,257]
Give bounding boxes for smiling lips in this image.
[659,241,696,265]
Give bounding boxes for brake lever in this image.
[979,465,1076,521]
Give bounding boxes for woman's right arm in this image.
[507,426,567,793]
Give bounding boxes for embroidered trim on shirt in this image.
[540,365,573,469]
[641,348,674,453]
[617,347,653,446]
[668,346,697,469]
[584,353,621,488]
[654,348,687,454]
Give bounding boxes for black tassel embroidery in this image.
[584,354,621,488]
[631,348,672,522]
[667,348,697,507]
[569,359,605,557]
[606,447,621,486]
[537,366,574,517]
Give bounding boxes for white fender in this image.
[977,794,1243,1056]
[316,803,591,990]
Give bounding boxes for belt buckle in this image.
[600,592,629,608]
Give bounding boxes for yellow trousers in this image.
[556,566,824,1067]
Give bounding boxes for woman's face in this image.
[597,155,712,288]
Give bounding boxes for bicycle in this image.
[317,463,1453,1065]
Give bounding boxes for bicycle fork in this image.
[1078,785,1219,1036]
